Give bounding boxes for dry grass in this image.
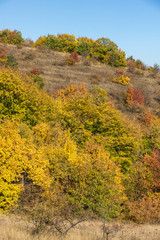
[1,214,160,240]
[1,43,159,113]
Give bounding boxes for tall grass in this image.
[0,214,160,240]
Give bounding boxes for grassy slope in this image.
[3,43,160,120]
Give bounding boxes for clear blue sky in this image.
[0,0,160,67]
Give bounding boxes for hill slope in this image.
[0,42,160,226]
[3,43,160,118]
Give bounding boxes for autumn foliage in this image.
[116,69,123,75]
[30,68,41,75]
[0,29,24,45]
[34,34,126,67]
[113,75,130,85]
[71,51,79,62]
[0,46,7,63]
[126,88,144,105]
[0,66,160,224]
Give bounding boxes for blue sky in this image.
[0,0,160,66]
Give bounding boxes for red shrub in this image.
[30,68,41,75]
[116,69,123,75]
[126,88,144,105]
[71,51,79,62]
[132,89,144,104]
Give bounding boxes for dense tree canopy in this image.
[0,67,160,223]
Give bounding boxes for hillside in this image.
[3,43,160,120]
[0,30,160,239]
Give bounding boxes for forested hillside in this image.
[0,30,160,231]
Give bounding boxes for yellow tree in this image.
[57,34,77,52]
[0,121,28,211]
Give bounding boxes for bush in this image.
[5,54,18,69]
[65,57,76,66]
[30,68,41,75]
[71,51,79,62]
[127,59,136,72]
[0,46,7,64]
[148,67,153,73]
[138,69,143,76]
[116,69,123,75]
[126,88,144,105]
[30,74,44,89]
[56,83,87,98]
[126,194,160,223]
[0,29,24,45]
[113,75,130,85]
[34,34,126,67]
[57,34,77,53]
[135,59,146,70]
[77,37,93,55]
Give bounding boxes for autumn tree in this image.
[0,29,24,45]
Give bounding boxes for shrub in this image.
[148,67,153,72]
[94,38,127,67]
[127,59,136,72]
[71,51,79,62]
[77,37,93,55]
[135,59,145,70]
[30,74,44,89]
[30,68,41,75]
[28,68,43,88]
[141,111,152,126]
[0,46,7,64]
[143,150,160,192]
[5,54,18,69]
[65,57,76,66]
[116,69,123,75]
[113,75,130,85]
[56,83,87,98]
[126,194,160,223]
[138,69,143,76]
[57,34,77,52]
[34,34,126,67]
[0,29,24,45]
[34,36,48,47]
[126,88,144,105]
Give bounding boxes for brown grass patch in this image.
[1,214,160,240]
